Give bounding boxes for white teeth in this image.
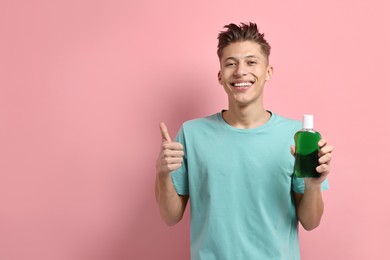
[233,82,252,87]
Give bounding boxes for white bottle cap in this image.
[303,114,314,129]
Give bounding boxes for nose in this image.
[233,62,247,77]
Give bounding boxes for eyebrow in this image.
[223,55,260,62]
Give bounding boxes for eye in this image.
[248,60,257,65]
[225,63,235,67]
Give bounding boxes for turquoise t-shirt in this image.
[171,111,328,260]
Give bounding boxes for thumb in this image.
[160,122,172,142]
[290,145,296,156]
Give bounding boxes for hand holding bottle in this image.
[291,138,334,187]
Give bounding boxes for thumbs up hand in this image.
[156,122,184,176]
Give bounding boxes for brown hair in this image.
[217,22,271,61]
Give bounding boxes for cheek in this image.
[253,70,267,80]
[220,73,230,84]
[221,80,231,88]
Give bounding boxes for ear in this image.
[217,71,222,84]
[265,66,274,81]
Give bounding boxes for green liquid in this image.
[293,130,321,178]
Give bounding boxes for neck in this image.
[223,103,270,129]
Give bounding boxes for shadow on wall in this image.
[123,74,216,259]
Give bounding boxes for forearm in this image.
[296,185,324,231]
[155,171,187,226]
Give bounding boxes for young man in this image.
[155,22,333,260]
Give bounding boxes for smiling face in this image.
[218,41,273,107]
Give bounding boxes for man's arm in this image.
[155,122,188,226]
[294,188,323,230]
[292,139,334,231]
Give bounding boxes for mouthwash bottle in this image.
[293,115,321,178]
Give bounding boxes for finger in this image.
[166,163,182,172]
[318,139,327,148]
[164,157,184,164]
[319,144,334,156]
[160,122,172,142]
[290,145,296,156]
[318,153,332,164]
[316,163,330,174]
[163,149,184,158]
[162,142,183,151]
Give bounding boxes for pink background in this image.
[1,0,389,259]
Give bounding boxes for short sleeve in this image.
[170,126,189,195]
[292,176,329,194]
